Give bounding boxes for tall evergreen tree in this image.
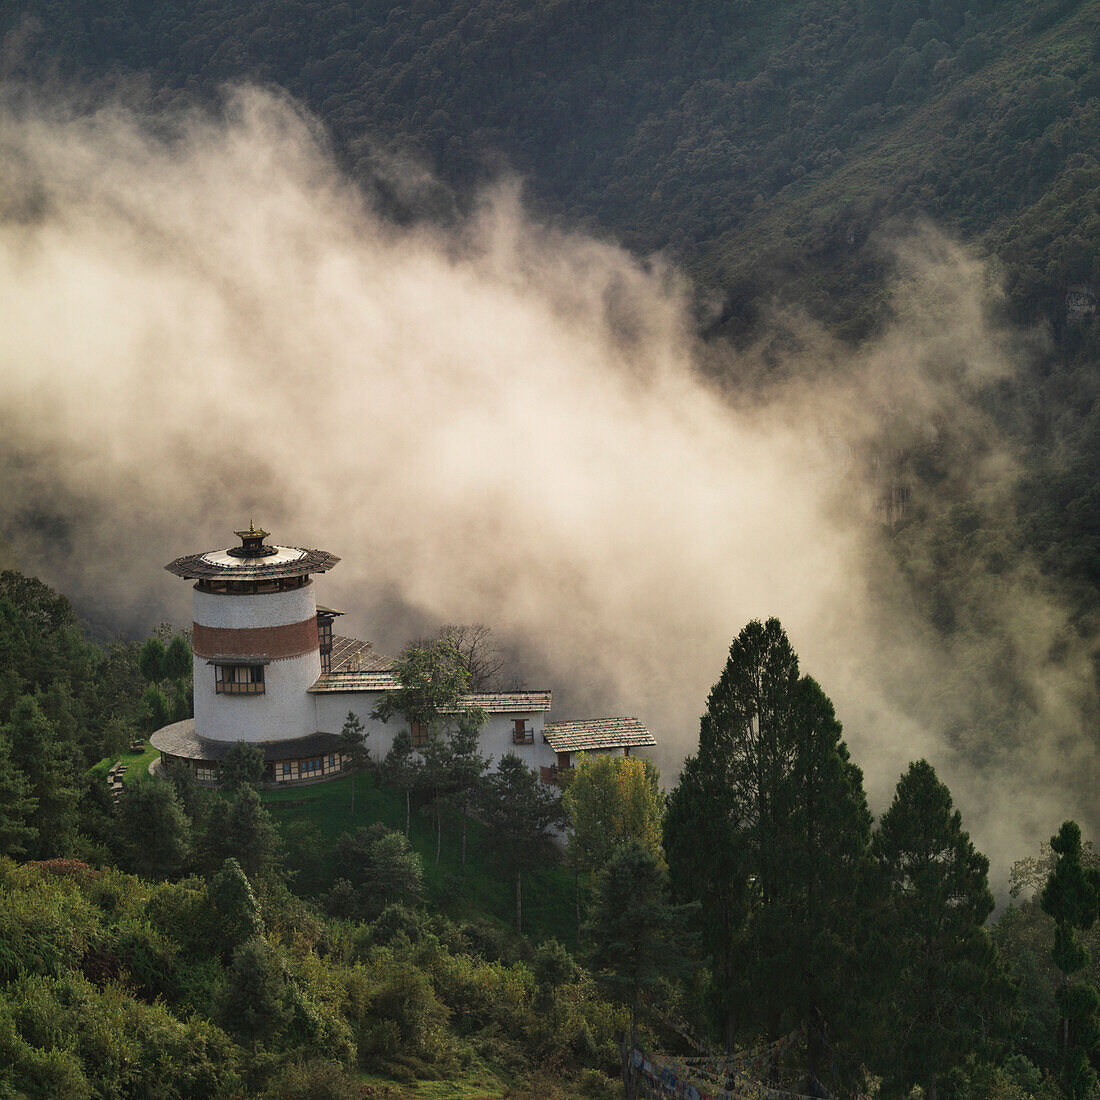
[224,785,281,879]
[664,619,872,1083]
[0,732,37,857]
[118,780,191,880]
[479,753,562,934]
[214,937,290,1053]
[138,636,167,683]
[220,741,265,793]
[870,760,1010,1100]
[207,857,265,963]
[380,730,419,839]
[584,841,694,1100]
[441,713,488,870]
[339,711,369,813]
[3,694,77,858]
[1041,820,1100,1099]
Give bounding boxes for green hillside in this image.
[7,0,1100,595]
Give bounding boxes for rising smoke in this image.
[0,86,1094,882]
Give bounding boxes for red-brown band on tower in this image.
[192,619,320,660]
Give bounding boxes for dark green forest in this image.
[4,570,1100,1098]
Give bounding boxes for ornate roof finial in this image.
[230,521,275,559]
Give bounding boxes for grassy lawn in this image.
[262,771,578,949]
[356,1069,507,1099]
[89,739,158,787]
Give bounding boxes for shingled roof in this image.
[150,719,344,761]
[310,637,551,710]
[308,670,552,712]
[543,717,655,753]
[328,635,395,673]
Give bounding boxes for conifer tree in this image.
[442,713,488,869]
[871,760,1009,1100]
[162,634,192,681]
[1041,820,1100,1099]
[138,636,167,683]
[480,753,562,934]
[118,780,191,880]
[665,619,872,1083]
[381,731,419,839]
[585,841,694,1100]
[208,857,265,962]
[220,741,266,793]
[3,694,77,858]
[0,732,37,857]
[339,710,369,813]
[214,937,290,1053]
[225,784,281,879]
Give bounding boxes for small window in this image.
[282,762,291,776]
[215,664,265,695]
[327,754,335,768]
[410,719,429,748]
[513,719,534,745]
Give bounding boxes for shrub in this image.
[264,1059,360,1100]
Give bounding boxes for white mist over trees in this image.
[0,86,1096,876]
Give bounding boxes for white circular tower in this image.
[152,525,342,783]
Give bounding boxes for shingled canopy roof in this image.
[166,546,339,581]
[150,719,343,761]
[543,717,655,753]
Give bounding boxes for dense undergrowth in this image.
[0,855,627,1099]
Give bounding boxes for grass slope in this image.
[262,771,578,949]
[90,738,159,786]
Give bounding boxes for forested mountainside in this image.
[6,0,1100,599]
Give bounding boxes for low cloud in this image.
[0,86,1093,883]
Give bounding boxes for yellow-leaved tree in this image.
[562,753,664,884]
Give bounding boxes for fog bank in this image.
[0,86,1093,882]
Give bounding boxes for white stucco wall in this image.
[196,649,323,743]
[192,584,317,629]
[312,692,557,772]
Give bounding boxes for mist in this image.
[1,86,1094,884]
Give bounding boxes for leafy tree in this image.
[3,694,77,858]
[214,936,290,1053]
[562,753,664,881]
[372,636,473,733]
[479,753,562,934]
[207,857,265,961]
[117,780,191,880]
[220,741,266,793]
[224,784,282,879]
[584,841,694,1098]
[870,760,1011,1100]
[380,731,419,839]
[339,710,369,813]
[1040,820,1100,1098]
[0,732,37,857]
